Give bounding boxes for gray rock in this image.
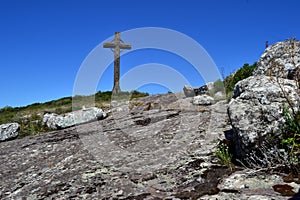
[43,107,107,129]
[201,169,296,200]
[0,93,232,199]
[219,170,282,191]
[0,123,20,142]
[214,91,225,101]
[192,94,215,105]
[228,75,300,158]
[253,38,300,79]
[183,85,195,97]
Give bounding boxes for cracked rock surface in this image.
[0,93,295,199]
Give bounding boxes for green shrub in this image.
[225,62,257,96]
[110,90,149,102]
[213,79,225,93]
[18,120,48,138]
[130,90,149,100]
[15,113,50,138]
[95,91,112,102]
[207,79,226,100]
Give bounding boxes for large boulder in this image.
[183,85,196,97]
[0,123,20,142]
[192,94,215,105]
[43,107,107,129]
[228,75,299,158]
[253,38,300,79]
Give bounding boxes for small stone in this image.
[116,190,123,196]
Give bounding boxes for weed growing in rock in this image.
[281,105,300,165]
[216,143,232,166]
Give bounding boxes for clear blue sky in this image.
[0,0,299,108]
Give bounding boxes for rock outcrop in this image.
[228,75,299,158]
[253,38,300,79]
[0,93,234,199]
[0,123,20,142]
[192,94,215,105]
[43,107,106,130]
[1,92,298,199]
[227,39,300,164]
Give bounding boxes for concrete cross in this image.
[103,32,131,94]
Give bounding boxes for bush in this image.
[16,113,50,138]
[207,79,226,101]
[18,119,48,138]
[130,90,149,100]
[225,62,257,96]
[96,91,112,102]
[213,79,225,93]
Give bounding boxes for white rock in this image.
[0,123,20,142]
[43,107,107,130]
[192,95,215,105]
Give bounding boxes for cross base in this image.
[112,85,121,94]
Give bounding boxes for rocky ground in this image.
[0,93,299,199]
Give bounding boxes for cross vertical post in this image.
[114,32,121,94]
[103,32,131,94]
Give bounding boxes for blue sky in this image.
[0,0,300,108]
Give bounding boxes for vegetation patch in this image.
[216,143,233,167]
[281,105,300,167]
[224,62,257,98]
[0,90,148,138]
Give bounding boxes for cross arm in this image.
[119,44,132,50]
[103,43,131,50]
[103,42,116,48]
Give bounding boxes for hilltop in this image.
[1,38,300,199]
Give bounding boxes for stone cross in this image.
[103,32,131,94]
